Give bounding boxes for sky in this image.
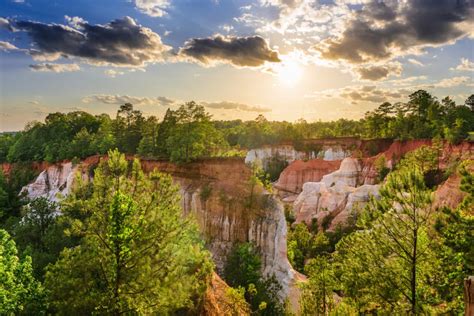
[0,0,473,131]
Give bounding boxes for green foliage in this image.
[264,155,288,182]
[287,223,313,272]
[336,168,440,314]
[199,183,213,202]
[0,229,45,314]
[44,149,213,314]
[3,90,473,165]
[362,90,474,141]
[0,133,17,162]
[14,197,78,280]
[287,222,339,274]
[0,164,38,225]
[6,112,113,163]
[167,102,226,163]
[300,256,337,315]
[374,154,390,182]
[224,242,284,315]
[433,162,474,313]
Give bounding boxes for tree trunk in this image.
[465,276,474,316]
[411,228,417,315]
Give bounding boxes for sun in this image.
[276,59,303,86]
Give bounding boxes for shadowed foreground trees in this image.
[44,150,213,314]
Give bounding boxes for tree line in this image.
[1,91,473,164]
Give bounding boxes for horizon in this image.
[1,0,473,131]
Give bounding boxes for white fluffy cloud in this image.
[450,58,474,72]
[134,0,171,17]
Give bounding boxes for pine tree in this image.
[45,149,213,314]
[336,167,439,314]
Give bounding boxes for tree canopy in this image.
[44,149,213,314]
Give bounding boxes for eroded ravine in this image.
[17,138,474,312]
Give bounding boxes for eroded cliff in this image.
[21,157,299,301]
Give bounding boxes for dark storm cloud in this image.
[180,35,281,67]
[11,16,170,67]
[319,0,474,63]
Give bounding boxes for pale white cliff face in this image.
[245,146,307,168]
[245,145,352,168]
[21,162,78,203]
[181,186,297,300]
[293,158,380,227]
[322,147,351,161]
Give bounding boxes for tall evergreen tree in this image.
[45,149,212,314]
[336,167,439,314]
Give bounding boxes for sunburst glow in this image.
[276,59,303,86]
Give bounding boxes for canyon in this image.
[15,138,473,312]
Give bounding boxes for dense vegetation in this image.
[290,146,474,315]
[1,91,473,164]
[0,90,472,314]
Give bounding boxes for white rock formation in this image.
[245,145,307,167]
[293,158,380,227]
[322,147,351,161]
[321,158,361,187]
[20,162,78,203]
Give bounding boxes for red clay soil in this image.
[201,273,250,316]
[433,172,466,210]
[275,159,341,194]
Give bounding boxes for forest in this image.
[0,90,473,315]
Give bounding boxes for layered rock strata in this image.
[21,157,298,300]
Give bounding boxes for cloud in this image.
[388,75,428,86]
[408,58,424,67]
[134,0,170,17]
[317,0,474,64]
[104,69,125,78]
[64,15,87,29]
[340,85,411,104]
[82,94,176,107]
[201,101,271,112]
[179,34,280,67]
[450,58,474,72]
[29,63,80,72]
[11,16,171,67]
[356,62,402,81]
[434,76,471,88]
[0,18,13,31]
[0,41,18,51]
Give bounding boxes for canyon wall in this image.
[20,157,299,300]
[277,140,473,230]
[16,139,474,308]
[292,158,381,229]
[245,138,393,168]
